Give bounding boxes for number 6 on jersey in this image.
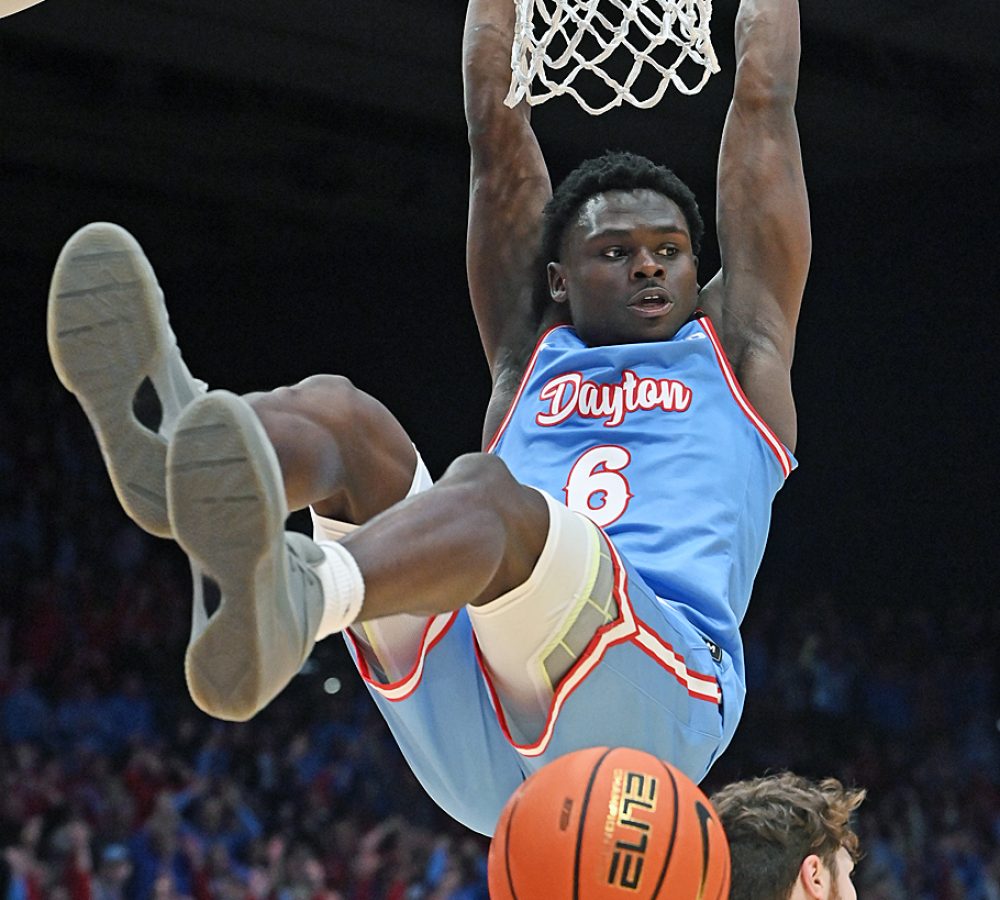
[564,445,633,527]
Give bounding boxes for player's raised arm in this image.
[701,0,811,451]
[464,0,553,381]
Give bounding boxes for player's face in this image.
[828,848,857,900]
[547,189,699,346]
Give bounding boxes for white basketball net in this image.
[506,0,720,116]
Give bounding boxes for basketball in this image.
[0,0,46,17]
[489,747,731,899]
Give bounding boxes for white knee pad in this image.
[468,491,617,743]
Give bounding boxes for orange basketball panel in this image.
[488,747,730,900]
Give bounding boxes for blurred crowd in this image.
[1,376,997,899]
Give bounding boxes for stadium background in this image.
[1,1,997,897]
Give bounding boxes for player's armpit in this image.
[727,323,798,453]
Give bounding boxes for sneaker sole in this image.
[168,391,307,721]
[47,223,174,537]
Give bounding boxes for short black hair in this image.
[541,150,704,265]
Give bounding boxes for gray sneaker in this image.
[167,390,325,722]
[47,222,206,538]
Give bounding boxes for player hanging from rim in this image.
[48,0,809,836]
[712,773,866,900]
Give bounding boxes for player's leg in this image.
[338,452,549,617]
[248,377,437,684]
[243,375,417,524]
[247,374,548,686]
[46,223,471,719]
[168,389,548,721]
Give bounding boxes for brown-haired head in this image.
[710,773,866,900]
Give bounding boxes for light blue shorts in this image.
[344,534,743,836]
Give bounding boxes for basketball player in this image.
[48,0,808,835]
[711,773,866,900]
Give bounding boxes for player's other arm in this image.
[464,0,552,387]
[701,0,810,452]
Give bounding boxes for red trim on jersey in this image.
[484,325,572,454]
[697,317,793,478]
[475,530,720,758]
[347,612,459,701]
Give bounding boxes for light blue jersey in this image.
[344,314,795,835]
[488,315,795,678]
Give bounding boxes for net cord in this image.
[505,0,720,115]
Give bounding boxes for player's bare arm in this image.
[697,0,810,451]
[463,0,555,443]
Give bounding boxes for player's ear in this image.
[798,854,826,898]
[547,262,568,304]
